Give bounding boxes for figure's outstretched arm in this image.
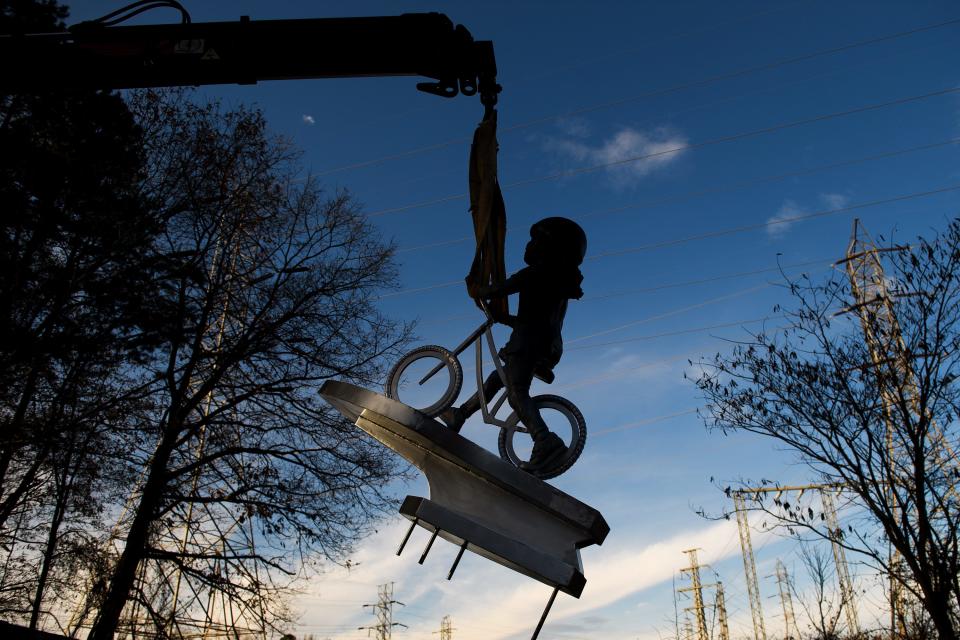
[477,270,527,326]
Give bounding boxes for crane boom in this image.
[0,12,499,104]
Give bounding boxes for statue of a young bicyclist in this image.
[441,216,587,472]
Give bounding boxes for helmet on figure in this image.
[526,217,587,267]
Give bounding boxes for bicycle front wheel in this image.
[498,395,587,480]
[385,345,463,418]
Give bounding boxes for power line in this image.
[578,137,960,221]
[412,258,830,331]
[385,181,959,302]
[585,259,828,302]
[567,282,774,344]
[388,136,959,255]
[588,183,960,260]
[367,86,960,216]
[317,17,960,177]
[592,408,700,436]
[564,316,787,351]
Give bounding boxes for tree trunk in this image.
[87,424,178,640]
[29,435,80,630]
[29,479,66,630]
[926,589,957,640]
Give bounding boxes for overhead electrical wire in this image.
[587,183,960,260]
[382,182,959,301]
[379,259,830,306]
[592,409,700,437]
[367,86,960,217]
[585,259,828,302]
[316,16,960,177]
[564,316,787,351]
[411,258,832,329]
[567,282,775,344]
[389,136,960,256]
[553,353,693,392]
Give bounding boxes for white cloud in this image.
[555,116,592,138]
[545,126,688,186]
[302,114,316,125]
[767,200,805,238]
[292,515,763,640]
[767,193,850,239]
[820,192,849,210]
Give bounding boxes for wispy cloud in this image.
[302,114,316,125]
[294,515,758,640]
[767,193,850,238]
[767,200,805,238]
[544,125,688,186]
[820,192,849,210]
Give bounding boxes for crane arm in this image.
[0,12,500,104]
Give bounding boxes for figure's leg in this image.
[439,371,503,433]
[502,353,566,470]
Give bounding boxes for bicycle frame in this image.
[419,301,520,430]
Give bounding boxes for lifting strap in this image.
[465,107,508,319]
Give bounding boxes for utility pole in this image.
[433,615,454,640]
[733,491,767,640]
[715,582,730,640]
[773,560,800,640]
[678,549,709,640]
[360,582,407,640]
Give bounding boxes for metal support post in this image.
[419,528,440,564]
[447,542,468,580]
[397,519,418,556]
[530,587,559,640]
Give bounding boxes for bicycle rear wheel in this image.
[385,345,463,418]
[497,395,587,480]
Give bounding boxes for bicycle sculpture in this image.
[385,301,587,479]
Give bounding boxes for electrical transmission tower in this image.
[715,582,730,640]
[820,488,859,636]
[735,483,863,640]
[840,218,910,638]
[838,218,960,638]
[773,560,800,640]
[434,615,455,640]
[678,549,709,640]
[360,582,407,640]
[69,218,269,639]
[733,491,767,640]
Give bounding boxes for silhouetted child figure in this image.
[441,217,586,471]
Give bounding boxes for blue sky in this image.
[70,1,960,638]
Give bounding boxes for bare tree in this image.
[790,542,844,640]
[695,220,960,639]
[1,1,168,629]
[81,93,411,639]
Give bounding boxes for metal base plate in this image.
[318,380,608,598]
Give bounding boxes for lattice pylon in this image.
[839,218,960,638]
[733,492,767,640]
[841,219,908,640]
[820,488,859,636]
[678,548,709,640]
[715,582,731,640]
[435,614,454,640]
[774,560,800,640]
[361,582,406,640]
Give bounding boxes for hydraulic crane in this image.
[0,1,501,106]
